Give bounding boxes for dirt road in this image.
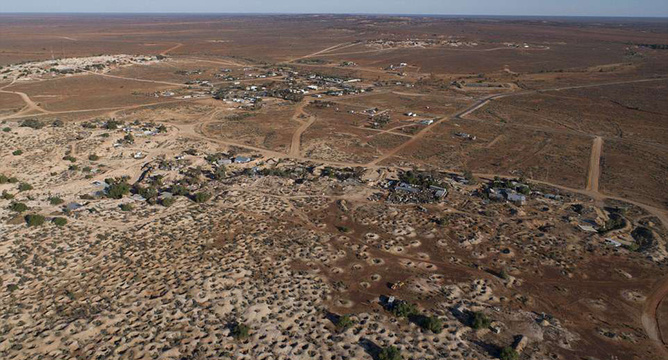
[160,43,183,56]
[288,42,357,63]
[486,134,504,148]
[586,136,603,192]
[287,98,315,157]
[0,78,49,117]
[368,77,668,167]
[85,71,185,87]
[642,275,668,357]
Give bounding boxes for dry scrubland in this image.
[1,14,668,360]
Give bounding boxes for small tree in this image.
[1,191,14,200]
[119,203,133,212]
[9,202,28,213]
[161,197,176,207]
[105,119,121,130]
[336,225,350,233]
[107,181,130,199]
[378,346,402,360]
[335,314,355,331]
[18,183,33,192]
[12,149,23,156]
[391,302,418,318]
[471,311,491,330]
[420,316,443,334]
[193,192,212,203]
[171,184,189,196]
[499,347,519,360]
[20,119,44,129]
[52,217,67,226]
[135,185,158,203]
[49,196,65,205]
[25,214,46,227]
[212,166,226,180]
[231,323,250,340]
[88,154,100,161]
[463,169,477,184]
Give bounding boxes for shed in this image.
[234,156,252,164]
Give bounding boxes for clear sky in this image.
[1,0,667,17]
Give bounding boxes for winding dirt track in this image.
[0,78,49,117]
[288,99,314,157]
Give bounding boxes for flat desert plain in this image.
[1,14,668,360]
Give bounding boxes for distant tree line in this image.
[637,43,668,50]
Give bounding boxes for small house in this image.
[234,156,252,164]
[507,192,526,205]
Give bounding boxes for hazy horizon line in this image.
[0,12,667,19]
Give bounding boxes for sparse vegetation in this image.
[391,301,418,318]
[1,190,15,200]
[336,225,350,233]
[9,202,28,212]
[25,214,45,227]
[418,316,443,333]
[463,169,477,184]
[134,185,159,203]
[598,213,626,234]
[499,347,519,360]
[335,314,355,331]
[160,197,176,207]
[471,311,491,330]
[49,196,64,205]
[52,217,67,226]
[20,119,44,129]
[106,178,131,199]
[104,119,122,130]
[631,226,654,249]
[193,192,212,203]
[378,345,402,360]
[212,166,226,180]
[231,323,250,340]
[170,184,189,196]
[0,18,666,360]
